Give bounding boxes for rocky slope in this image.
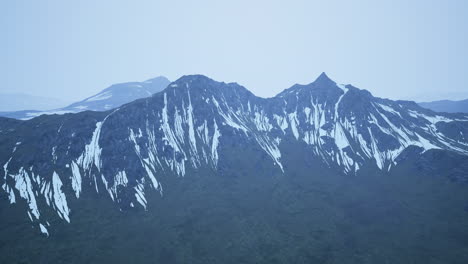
[1,73,468,237]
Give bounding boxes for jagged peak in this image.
[314,72,335,84]
[276,72,343,98]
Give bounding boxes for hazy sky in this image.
[1,0,467,103]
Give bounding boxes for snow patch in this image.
[85,91,112,102]
[52,172,70,223]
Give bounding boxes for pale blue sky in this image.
[1,0,467,103]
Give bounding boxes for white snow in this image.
[273,114,288,133]
[186,90,199,165]
[39,223,49,237]
[74,105,88,110]
[40,181,52,206]
[3,157,11,181]
[415,133,440,152]
[51,146,57,163]
[376,103,401,117]
[106,171,128,201]
[211,119,221,166]
[212,96,248,132]
[52,172,70,223]
[367,128,384,170]
[408,110,452,124]
[288,111,299,139]
[142,161,159,190]
[115,171,128,187]
[255,136,284,171]
[134,183,147,210]
[77,121,104,172]
[27,211,33,221]
[336,83,347,92]
[70,161,82,198]
[85,91,112,102]
[13,168,40,219]
[7,185,16,204]
[161,93,186,176]
[334,87,348,121]
[174,108,185,143]
[334,123,349,150]
[254,111,273,132]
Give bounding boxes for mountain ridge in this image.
[419,98,468,114]
[0,76,170,120]
[1,73,468,237]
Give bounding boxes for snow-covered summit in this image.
[0,76,170,120]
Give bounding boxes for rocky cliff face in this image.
[1,73,468,236]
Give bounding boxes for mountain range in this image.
[0,93,70,112]
[419,99,468,114]
[0,76,170,120]
[1,73,468,263]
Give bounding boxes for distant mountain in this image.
[0,76,170,120]
[0,93,69,112]
[419,99,468,113]
[1,73,468,263]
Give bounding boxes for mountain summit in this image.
[314,72,336,85]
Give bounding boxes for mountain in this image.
[0,93,70,112]
[0,76,170,120]
[419,99,468,113]
[1,73,468,263]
